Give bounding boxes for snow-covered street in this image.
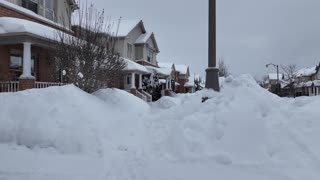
[1,75,320,180]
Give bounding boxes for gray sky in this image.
[95,0,320,79]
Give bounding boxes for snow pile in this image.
[92,88,150,114]
[0,85,149,155]
[1,75,320,179]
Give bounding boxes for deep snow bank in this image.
[0,85,149,154]
[1,75,320,180]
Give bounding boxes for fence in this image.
[0,81,19,92]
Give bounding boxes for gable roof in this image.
[111,19,146,37]
[158,62,175,69]
[175,64,190,76]
[135,32,160,53]
[135,32,152,44]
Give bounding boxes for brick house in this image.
[175,64,190,93]
[294,64,320,96]
[0,0,78,92]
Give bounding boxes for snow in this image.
[0,0,70,31]
[110,19,142,37]
[122,58,150,74]
[135,32,153,44]
[145,66,172,76]
[296,66,317,77]
[1,75,320,179]
[0,17,60,40]
[175,64,189,75]
[77,72,84,79]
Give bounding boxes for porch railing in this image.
[136,90,147,102]
[142,90,152,102]
[35,82,65,89]
[0,81,19,92]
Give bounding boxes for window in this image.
[38,0,55,21]
[21,0,38,13]
[147,48,153,62]
[10,54,22,70]
[9,50,37,79]
[127,75,131,85]
[127,43,133,59]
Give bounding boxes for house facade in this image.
[294,64,320,97]
[0,0,78,92]
[110,20,177,100]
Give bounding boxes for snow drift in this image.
[1,75,320,180]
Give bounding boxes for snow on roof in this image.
[145,66,172,76]
[135,32,152,44]
[175,64,189,75]
[122,58,150,74]
[110,19,142,37]
[0,0,70,31]
[296,66,317,77]
[0,17,60,40]
[158,62,174,69]
[268,73,284,80]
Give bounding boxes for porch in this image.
[0,81,65,93]
[0,17,66,92]
[123,58,153,102]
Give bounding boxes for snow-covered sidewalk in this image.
[1,75,320,180]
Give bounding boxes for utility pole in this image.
[205,0,220,91]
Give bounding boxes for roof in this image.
[0,0,71,31]
[135,32,153,44]
[122,58,150,74]
[145,66,172,76]
[175,64,190,75]
[0,17,61,40]
[296,66,317,77]
[268,73,284,80]
[158,62,175,69]
[110,19,145,37]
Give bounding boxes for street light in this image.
[205,0,220,91]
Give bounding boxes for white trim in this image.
[19,42,35,79]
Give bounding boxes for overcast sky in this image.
[94,0,320,79]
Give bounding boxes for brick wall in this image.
[177,79,187,93]
[0,45,11,81]
[0,44,57,82]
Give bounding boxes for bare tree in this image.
[281,64,298,97]
[281,64,297,83]
[218,57,230,77]
[53,2,126,93]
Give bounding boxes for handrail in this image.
[142,90,152,102]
